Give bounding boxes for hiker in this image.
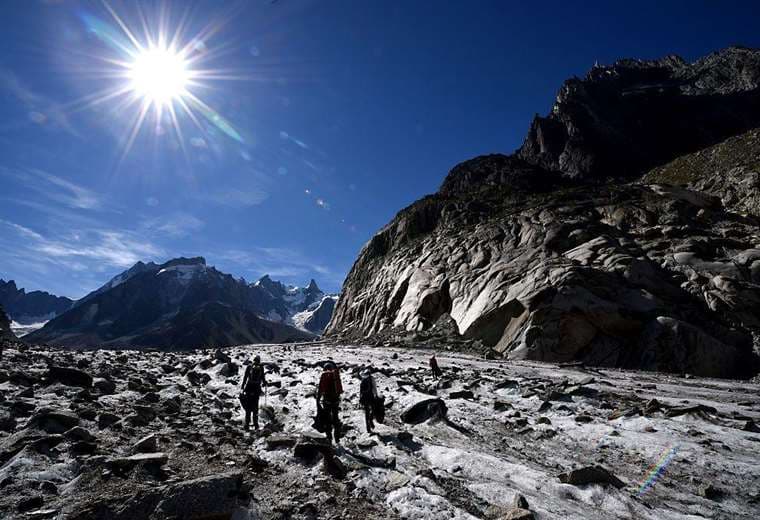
[359,368,379,434]
[240,355,267,431]
[430,353,443,378]
[317,361,343,443]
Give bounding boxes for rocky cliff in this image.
[518,46,760,179]
[0,305,15,340]
[0,279,74,324]
[327,47,760,378]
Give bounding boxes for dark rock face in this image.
[0,305,15,340]
[25,257,315,349]
[644,128,760,217]
[519,47,760,180]
[327,47,760,378]
[0,280,73,324]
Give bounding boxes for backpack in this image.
[245,365,264,394]
[319,369,342,400]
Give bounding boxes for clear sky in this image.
[0,0,758,298]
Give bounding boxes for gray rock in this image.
[326,49,760,379]
[93,378,116,394]
[265,434,297,450]
[64,426,95,442]
[133,433,159,453]
[400,398,448,424]
[500,508,535,520]
[152,471,244,518]
[97,412,120,429]
[28,409,79,434]
[108,452,168,472]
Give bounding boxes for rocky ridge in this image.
[327,47,760,378]
[25,258,316,349]
[518,46,760,179]
[0,280,74,325]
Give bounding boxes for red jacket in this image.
[318,369,343,400]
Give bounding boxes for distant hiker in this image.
[430,354,443,379]
[240,355,267,431]
[317,361,343,443]
[359,369,379,434]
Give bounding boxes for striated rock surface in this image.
[327,47,760,378]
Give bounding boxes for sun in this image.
[73,4,246,160]
[128,47,189,106]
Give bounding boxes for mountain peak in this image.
[161,257,206,269]
[306,279,320,292]
[0,279,19,292]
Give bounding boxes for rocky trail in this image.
[1,341,759,519]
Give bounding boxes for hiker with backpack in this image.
[430,353,443,379]
[317,361,343,443]
[359,368,381,434]
[240,355,267,431]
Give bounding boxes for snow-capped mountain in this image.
[74,260,159,307]
[24,257,339,348]
[292,294,339,334]
[25,257,321,349]
[251,275,338,333]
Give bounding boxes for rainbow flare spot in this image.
[636,444,680,496]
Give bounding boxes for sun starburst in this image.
[128,46,190,106]
[72,2,245,162]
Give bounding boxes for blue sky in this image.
[1,0,758,298]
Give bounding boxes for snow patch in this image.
[10,320,47,337]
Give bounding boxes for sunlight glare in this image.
[128,47,188,105]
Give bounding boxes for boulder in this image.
[107,452,169,472]
[186,371,211,386]
[500,509,535,520]
[28,409,79,434]
[559,465,625,488]
[46,366,92,388]
[400,398,448,424]
[152,471,244,518]
[64,426,95,442]
[93,378,116,394]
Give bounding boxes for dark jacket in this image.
[242,364,266,395]
[359,375,378,406]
